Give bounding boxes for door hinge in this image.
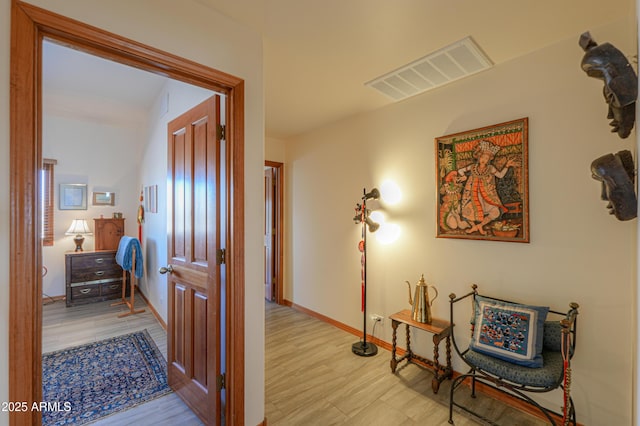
[216,373,226,391]
[217,124,226,141]
[216,248,226,265]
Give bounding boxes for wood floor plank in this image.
[42,297,203,426]
[43,297,549,425]
[265,301,548,426]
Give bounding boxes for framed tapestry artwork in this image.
[435,117,529,243]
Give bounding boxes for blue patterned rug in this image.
[42,329,171,425]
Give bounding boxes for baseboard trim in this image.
[284,299,579,425]
[42,294,65,304]
[287,301,364,336]
[136,288,167,330]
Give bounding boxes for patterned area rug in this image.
[42,329,171,425]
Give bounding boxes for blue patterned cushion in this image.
[464,349,564,388]
[470,296,549,368]
[543,321,562,352]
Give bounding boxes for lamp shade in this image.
[65,219,93,236]
[380,180,402,204]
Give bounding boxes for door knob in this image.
[159,265,174,274]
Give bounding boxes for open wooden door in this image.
[264,167,275,301]
[264,161,283,304]
[164,95,224,425]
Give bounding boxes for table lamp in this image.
[65,219,93,252]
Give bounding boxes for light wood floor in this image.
[42,296,203,426]
[43,297,547,425]
[265,301,547,426]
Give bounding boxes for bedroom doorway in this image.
[10,2,246,424]
[264,161,283,304]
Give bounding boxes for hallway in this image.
[265,301,546,425]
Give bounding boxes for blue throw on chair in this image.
[116,236,143,278]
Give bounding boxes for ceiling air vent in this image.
[366,36,493,101]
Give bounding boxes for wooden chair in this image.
[448,285,579,425]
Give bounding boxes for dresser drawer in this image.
[71,284,101,300]
[65,250,128,307]
[101,281,124,296]
[70,253,118,270]
[67,251,122,284]
[69,268,122,283]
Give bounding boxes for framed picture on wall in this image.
[435,117,529,243]
[92,191,115,206]
[59,184,88,210]
[144,185,158,213]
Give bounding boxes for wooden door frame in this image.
[9,1,245,424]
[265,161,284,305]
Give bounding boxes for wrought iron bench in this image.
[448,285,579,425]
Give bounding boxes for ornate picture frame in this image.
[435,118,529,243]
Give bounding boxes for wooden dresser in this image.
[65,250,129,307]
[94,218,125,251]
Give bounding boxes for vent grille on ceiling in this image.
[365,36,493,101]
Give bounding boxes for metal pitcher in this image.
[405,274,438,324]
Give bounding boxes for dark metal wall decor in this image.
[591,150,637,221]
[579,31,637,139]
[580,31,638,221]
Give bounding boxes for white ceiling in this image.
[43,0,632,139]
[43,41,168,125]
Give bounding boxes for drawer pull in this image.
[95,271,105,276]
[108,285,119,289]
[95,258,105,264]
[79,288,92,294]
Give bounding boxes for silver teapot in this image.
[405,274,438,324]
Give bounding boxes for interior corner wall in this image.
[3,0,265,424]
[285,20,637,425]
[266,137,287,163]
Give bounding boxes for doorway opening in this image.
[264,161,283,305]
[42,37,226,424]
[10,2,245,424]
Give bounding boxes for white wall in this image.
[138,79,215,322]
[285,20,637,425]
[266,137,287,163]
[0,1,265,424]
[41,115,144,297]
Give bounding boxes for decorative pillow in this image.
[469,296,549,368]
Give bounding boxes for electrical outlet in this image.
[370,314,383,323]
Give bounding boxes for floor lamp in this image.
[352,187,380,357]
